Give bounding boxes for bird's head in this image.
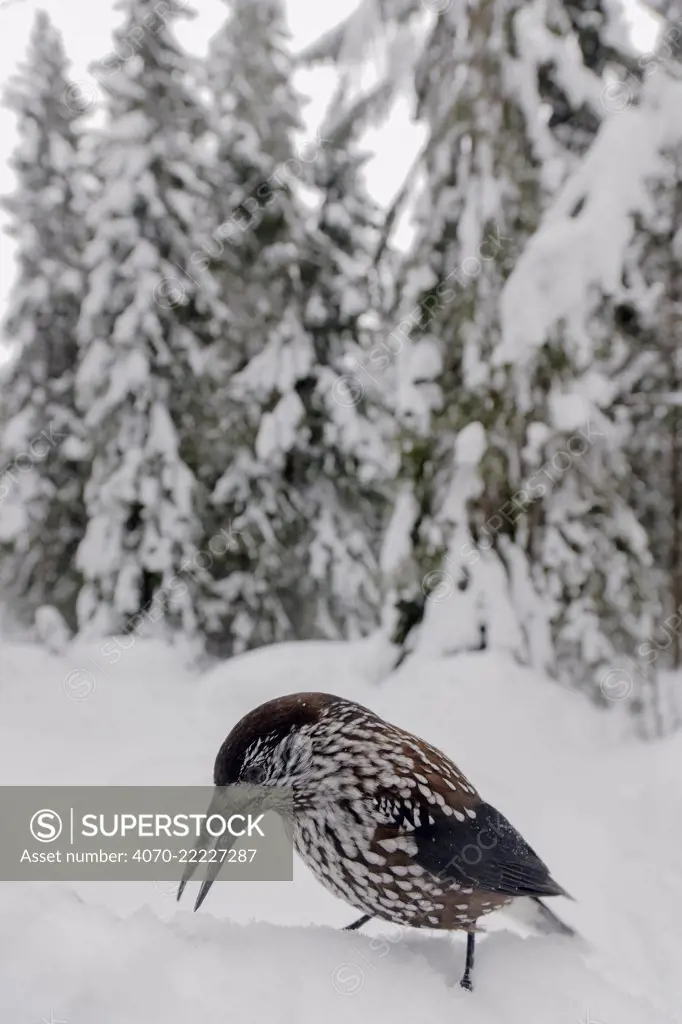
[212,691,339,789]
[177,692,345,912]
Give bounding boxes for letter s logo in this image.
[30,809,63,843]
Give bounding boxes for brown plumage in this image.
[178,692,574,990]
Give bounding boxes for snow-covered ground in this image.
[0,635,679,1023]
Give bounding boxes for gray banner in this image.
[0,786,293,882]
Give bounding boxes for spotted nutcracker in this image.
[177,692,574,990]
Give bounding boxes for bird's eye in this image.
[241,764,265,785]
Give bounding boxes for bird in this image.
[177,691,574,991]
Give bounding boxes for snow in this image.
[548,390,593,432]
[0,891,670,1024]
[255,390,305,464]
[0,634,679,1021]
[454,420,486,466]
[34,605,72,653]
[380,484,418,575]
[499,74,682,369]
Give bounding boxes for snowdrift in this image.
[0,885,672,1024]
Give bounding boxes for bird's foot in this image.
[460,930,475,991]
[344,914,372,931]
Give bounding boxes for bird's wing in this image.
[371,793,568,899]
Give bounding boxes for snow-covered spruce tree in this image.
[380,0,635,670]
[607,111,682,732]
[199,0,312,655]
[624,147,682,665]
[197,0,308,490]
[201,0,306,303]
[498,60,682,733]
[288,112,390,641]
[0,11,87,631]
[384,2,532,666]
[617,21,682,670]
[488,3,661,712]
[307,1,646,688]
[201,2,389,654]
[75,0,228,644]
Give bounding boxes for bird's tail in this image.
[504,896,577,938]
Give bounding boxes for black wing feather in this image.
[411,800,568,899]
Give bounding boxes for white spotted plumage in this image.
[281,699,494,929]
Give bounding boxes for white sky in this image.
[0,0,660,354]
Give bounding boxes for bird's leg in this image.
[344,914,372,931]
[459,932,476,991]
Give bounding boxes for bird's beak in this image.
[176,786,240,912]
[176,783,289,911]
